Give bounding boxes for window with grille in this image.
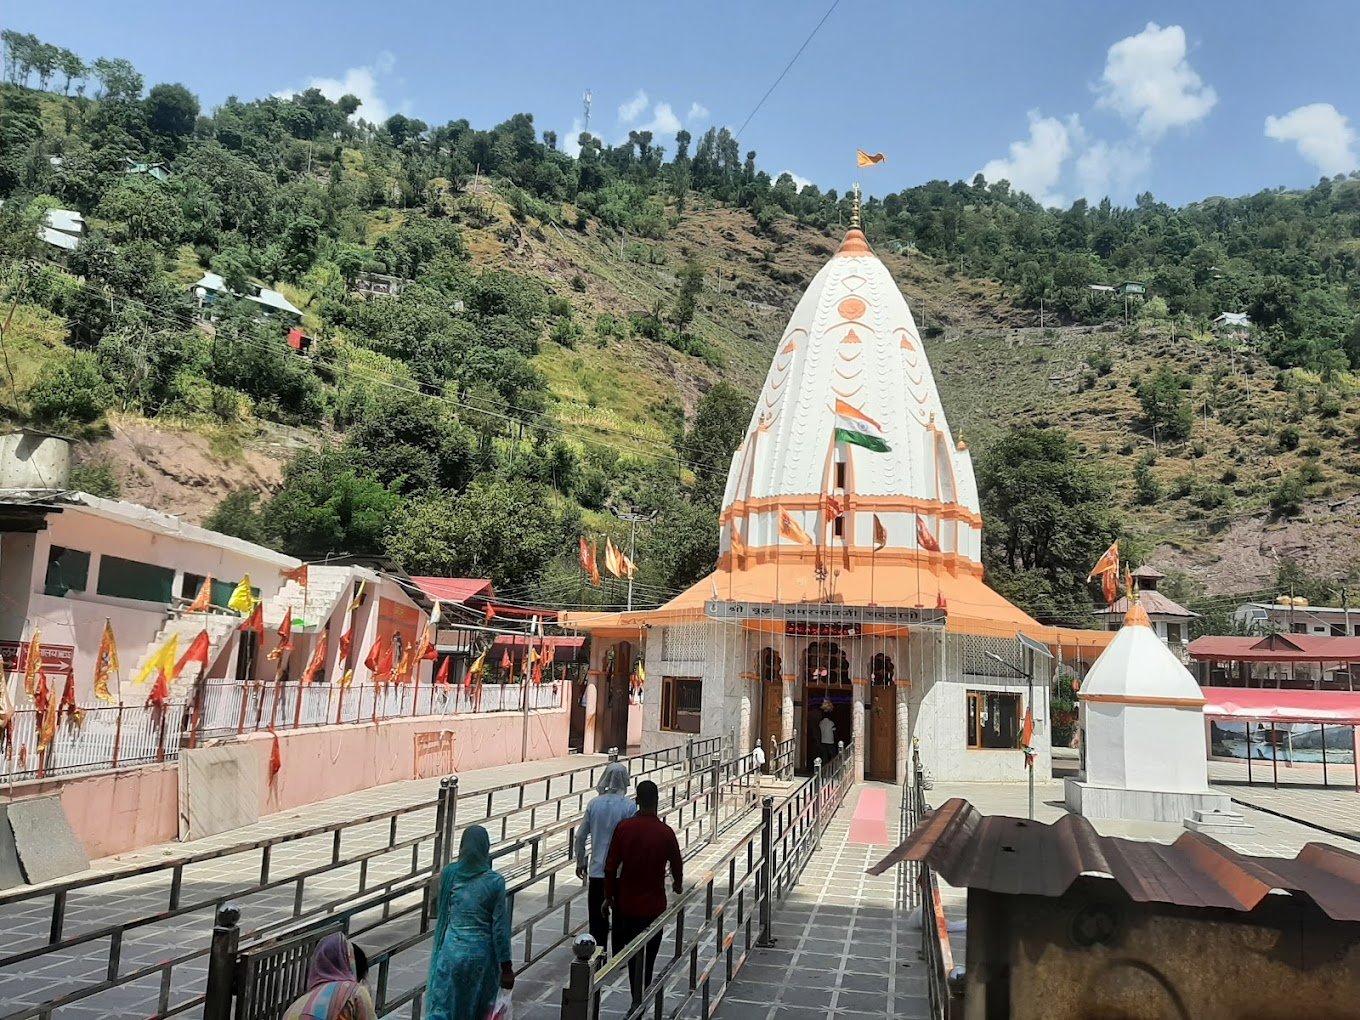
[958,634,1024,679]
[966,691,1022,749]
[662,623,707,662]
[661,676,702,733]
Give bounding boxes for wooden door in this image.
[606,641,631,752]
[568,675,587,752]
[869,685,897,781]
[761,681,783,755]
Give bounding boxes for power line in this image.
[735,0,844,141]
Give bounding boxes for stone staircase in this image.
[127,565,360,692]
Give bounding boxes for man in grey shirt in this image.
[574,762,636,952]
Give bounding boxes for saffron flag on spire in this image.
[1103,571,1118,607]
[1087,541,1119,581]
[872,514,888,551]
[856,150,887,167]
[778,509,813,546]
[916,515,941,553]
[833,400,890,453]
[301,626,328,686]
[228,576,255,614]
[175,630,211,679]
[187,577,213,613]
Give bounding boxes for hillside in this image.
[2,34,1359,618]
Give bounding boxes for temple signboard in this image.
[704,601,945,629]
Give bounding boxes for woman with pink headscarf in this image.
[283,932,377,1020]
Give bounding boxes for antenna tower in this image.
[582,90,592,134]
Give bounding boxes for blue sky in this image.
[10,0,1359,207]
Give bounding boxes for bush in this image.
[1269,474,1308,517]
[68,462,121,499]
[1169,474,1193,499]
[1276,425,1300,451]
[1220,467,1238,484]
[569,274,587,293]
[547,296,572,318]
[27,353,115,425]
[1300,441,1322,458]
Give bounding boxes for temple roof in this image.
[1081,603,1205,704]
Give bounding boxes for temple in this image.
[564,213,1108,782]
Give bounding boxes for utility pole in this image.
[610,507,657,611]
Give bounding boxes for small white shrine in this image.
[1065,599,1233,824]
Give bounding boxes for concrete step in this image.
[1184,808,1253,833]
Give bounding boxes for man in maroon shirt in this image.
[603,779,683,1005]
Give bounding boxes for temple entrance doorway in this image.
[803,640,852,771]
[603,641,631,753]
[759,647,784,752]
[868,652,898,782]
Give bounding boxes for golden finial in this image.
[850,183,862,229]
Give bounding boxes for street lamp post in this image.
[986,650,1035,820]
[609,506,658,611]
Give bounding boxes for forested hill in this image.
[2,30,1358,627]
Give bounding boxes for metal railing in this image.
[560,739,856,1020]
[766,731,796,780]
[200,741,767,1020]
[904,743,960,1020]
[0,680,564,785]
[0,748,683,1020]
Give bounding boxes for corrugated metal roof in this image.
[1095,591,1199,618]
[867,798,1360,921]
[1189,633,1360,662]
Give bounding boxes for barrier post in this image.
[812,758,824,852]
[202,905,241,1020]
[758,795,776,947]
[560,937,597,1020]
[708,752,722,838]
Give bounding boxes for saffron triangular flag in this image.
[730,528,747,559]
[282,564,309,587]
[241,602,265,638]
[228,576,254,613]
[339,628,353,660]
[620,552,636,578]
[58,673,82,731]
[484,604,495,624]
[37,676,57,752]
[301,627,328,686]
[436,656,452,687]
[500,649,513,673]
[94,620,119,703]
[1087,541,1119,580]
[587,540,601,586]
[269,730,282,780]
[267,614,294,661]
[856,150,886,167]
[824,494,844,520]
[578,537,593,575]
[872,514,888,551]
[916,515,941,553]
[1102,571,1118,606]
[604,538,623,578]
[175,630,211,679]
[187,577,213,613]
[146,668,171,708]
[23,632,41,699]
[1020,707,1036,768]
[349,580,367,611]
[778,509,813,547]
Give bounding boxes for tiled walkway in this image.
[710,784,948,1020]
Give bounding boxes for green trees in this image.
[89,57,142,101]
[684,382,749,503]
[260,449,401,556]
[144,83,199,147]
[673,256,703,334]
[1136,367,1194,443]
[26,351,114,424]
[977,427,1123,625]
[386,480,578,588]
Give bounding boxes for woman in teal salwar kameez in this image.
[426,825,513,1020]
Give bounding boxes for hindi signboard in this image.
[703,601,945,630]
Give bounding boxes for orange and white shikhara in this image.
[562,210,1109,784]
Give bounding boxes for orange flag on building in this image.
[620,551,636,578]
[872,514,888,551]
[339,628,353,660]
[93,619,119,703]
[269,730,283,780]
[36,676,57,753]
[604,538,623,579]
[1020,707,1036,768]
[824,494,844,520]
[58,673,82,731]
[147,668,171,709]
[175,630,211,679]
[1087,541,1119,581]
[282,564,309,588]
[915,515,941,553]
[187,577,213,613]
[365,637,392,681]
[1103,571,1118,606]
[349,580,367,611]
[436,656,452,687]
[484,604,495,624]
[856,150,887,167]
[22,632,41,699]
[579,537,593,574]
[778,509,812,546]
[267,614,294,661]
[588,540,602,586]
[466,647,486,689]
[301,627,329,686]
[500,648,513,673]
[730,527,747,559]
[241,602,265,638]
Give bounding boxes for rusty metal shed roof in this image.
[867,799,1360,922]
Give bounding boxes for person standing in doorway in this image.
[574,762,636,954]
[819,709,837,764]
[604,780,683,1006]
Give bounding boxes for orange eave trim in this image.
[721,494,983,528]
[1079,693,1207,709]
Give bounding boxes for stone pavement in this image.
[1209,759,1360,840]
[0,753,605,1019]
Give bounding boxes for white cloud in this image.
[779,170,813,191]
[687,102,710,123]
[636,102,682,137]
[1096,23,1216,139]
[275,51,399,124]
[562,117,584,157]
[978,110,1078,207]
[1265,103,1358,176]
[1075,140,1152,202]
[618,90,649,124]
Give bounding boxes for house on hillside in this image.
[352,272,408,299]
[1235,599,1360,637]
[1213,312,1251,339]
[1118,281,1147,297]
[1095,566,1199,657]
[190,271,303,324]
[125,158,171,182]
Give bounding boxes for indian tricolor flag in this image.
[834,400,890,453]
